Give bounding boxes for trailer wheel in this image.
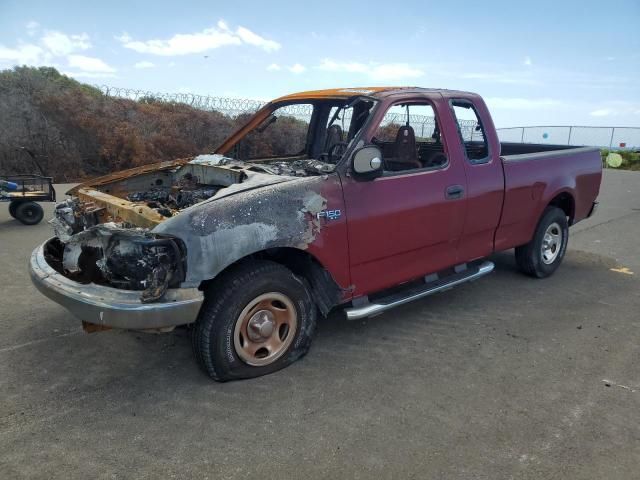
[15,201,44,225]
[515,206,568,278]
[192,260,317,382]
[8,200,22,219]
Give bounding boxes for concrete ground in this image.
[1,170,638,479]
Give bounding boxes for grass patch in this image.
[600,149,640,171]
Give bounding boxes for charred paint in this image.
[154,176,330,287]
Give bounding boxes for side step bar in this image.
[344,261,495,320]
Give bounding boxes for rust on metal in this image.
[233,292,298,366]
[82,321,112,333]
[76,188,166,228]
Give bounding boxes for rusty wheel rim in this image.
[233,292,298,367]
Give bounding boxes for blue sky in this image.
[1,0,639,127]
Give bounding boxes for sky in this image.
[1,0,639,127]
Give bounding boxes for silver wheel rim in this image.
[541,222,562,264]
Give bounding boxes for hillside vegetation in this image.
[0,67,301,181]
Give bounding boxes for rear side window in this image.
[451,101,489,163]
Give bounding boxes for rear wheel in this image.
[515,206,568,278]
[8,200,22,219]
[14,201,44,225]
[192,260,317,381]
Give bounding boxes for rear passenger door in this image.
[449,99,505,262]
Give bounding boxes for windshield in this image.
[230,97,376,173]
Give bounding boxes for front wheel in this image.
[191,260,317,381]
[515,206,569,278]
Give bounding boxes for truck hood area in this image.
[61,154,335,231]
[46,154,335,302]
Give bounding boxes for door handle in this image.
[445,185,464,200]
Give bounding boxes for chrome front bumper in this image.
[29,241,204,329]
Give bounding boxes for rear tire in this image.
[14,201,44,225]
[192,260,317,382]
[8,200,21,219]
[515,206,568,278]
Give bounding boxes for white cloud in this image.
[588,102,640,117]
[67,54,116,73]
[267,63,281,71]
[0,43,46,65]
[523,56,532,66]
[486,97,562,110]
[235,26,280,52]
[589,108,613,117]
[317,59,424,81]
[26,21,40,36]
[41,30,91,56]
[288,63,306,74]
[134,60,155,69]
[117,21,280,56]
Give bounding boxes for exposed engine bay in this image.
[45,154,334,302]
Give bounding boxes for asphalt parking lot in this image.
[1,170,638,479]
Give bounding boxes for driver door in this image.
[340,97,467,297]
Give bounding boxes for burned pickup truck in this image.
[30,87,602,381]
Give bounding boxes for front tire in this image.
[515,206,569,278]
[192,260,317,381]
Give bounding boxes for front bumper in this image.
[587,201,599,218]
[29,241,204,329]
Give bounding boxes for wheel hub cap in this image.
[541,222,562,264]
[247,310,275,341]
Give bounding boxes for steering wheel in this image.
[327,142,348,164]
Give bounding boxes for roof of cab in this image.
[271,86,475,103]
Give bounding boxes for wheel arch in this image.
[199,247,344,316]
[547,191,576,225]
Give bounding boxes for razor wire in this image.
[96,85,478,134]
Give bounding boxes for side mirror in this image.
[352,145,383,177]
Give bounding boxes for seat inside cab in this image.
[371,103,448,172]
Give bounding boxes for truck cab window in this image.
[235,103,313,161]
[371,103,448,172]
[451,101,489,163]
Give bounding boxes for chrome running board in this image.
[344,261,495,320]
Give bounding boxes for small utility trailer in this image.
[1,175,56,225]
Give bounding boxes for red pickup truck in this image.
[30,87,602,381]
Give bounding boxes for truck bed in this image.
[495,144,602,251]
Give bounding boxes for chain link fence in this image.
[97,85,638,150]
[496,126,640,149]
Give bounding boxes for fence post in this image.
[520,127,525,143]
[567,126,572,145]
[609,127,615,149]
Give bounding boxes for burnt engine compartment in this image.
[102,154,334,220]
[44,225,186,303]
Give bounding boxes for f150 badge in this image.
[317,209,341,221]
